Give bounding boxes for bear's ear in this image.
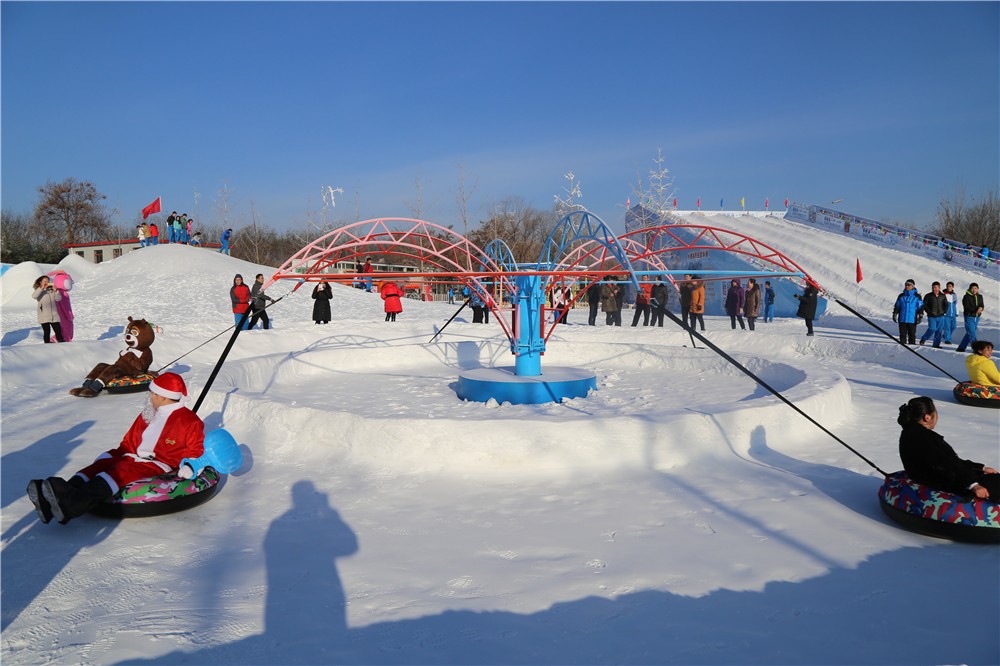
[128,316,135,324]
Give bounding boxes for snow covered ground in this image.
[2,216,998,665]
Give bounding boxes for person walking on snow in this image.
[943,281,958,344]
[248,273,276,330]
[763,281,776,323]
[793,282,819,336]
[956,283,985,353]
[220,228,233,255]
[893,279,923,345]
[744,278,761,331]
[631,276,651,327]
[381,282,403,321]
[918,281,947,348]
[650,276,668,327]
[725,279,746,330]
[230,274,251,329]
[26,373,205,525]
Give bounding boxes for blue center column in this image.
[513,270,543,376]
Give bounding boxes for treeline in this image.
[930,186,1000,251]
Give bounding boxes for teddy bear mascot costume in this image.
[69,317,155,397]
[28,372,206,525]
[46,269,75,342]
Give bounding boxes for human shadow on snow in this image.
[0,327,32,347]
[117,479,998,666]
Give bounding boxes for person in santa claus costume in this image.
[27,372,205,525]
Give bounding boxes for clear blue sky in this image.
[3,1,998,234]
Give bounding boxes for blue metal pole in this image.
[513,272,543,376]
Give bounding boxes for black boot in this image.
[26,479,52,524]
[42,476,113,524]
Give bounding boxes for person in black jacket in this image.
[793,282,819,336]
[956,283,985,353]
[897,396,998,498]
[918,281,948,347]
[586,279,602,326]
[650,276,669,327]
[312,282,333,324]
[678,274,693,327]
[248,274,275,330]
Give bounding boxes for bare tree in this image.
[471,197,558,262]
[215,180,238,230]
[33,177,110,246]
[553,171,584,217]
[932,186,1000,250]
[454,165,478,269]
[626,148,675,229]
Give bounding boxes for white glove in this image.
[177,464,194,480]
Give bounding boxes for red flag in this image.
[626,197,631,209]
[765,197,769,209]
[856,258,863,283]
[697,197,701,209]
[673,198,677,208]
[142,196,161,220]
[784,197,789,208]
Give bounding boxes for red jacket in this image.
[381,283,403,314]
[106,404,205,472]
[231,283,251,314]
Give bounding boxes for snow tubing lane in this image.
[953,381,1000,408]
[105,373,157,395]
[878,471,1000,544]
[90,468,222,519]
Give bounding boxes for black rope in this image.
[832,297,963,384]
[428,298,470,343]
[664,307,890,477]
[192,308,253,415]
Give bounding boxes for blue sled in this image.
[180,428,243,477]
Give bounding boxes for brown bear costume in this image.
[69,318,156,398]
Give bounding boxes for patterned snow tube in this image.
[90,468,222,519]
[878,471,1000,543]
[953,381,1000,408]
[105,373,157,395]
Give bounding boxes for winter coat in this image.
[794,286,818,320]
[107,402,205,473]
[689,282,705,314]
[651,282,669,309]
[149,223,159,238]
[600,284,620,312]
[966,353,1000,386]
[678,282,692,309]
[893,289,923,324]
[744,284,761,317]
[899,423,988,496]
[32,286,62,324]
[765,287,775,305]
[635,284,651,306]
[586,282,602,305]
[381,283,403,314]
[311,283,332,322]
[250,281,274,310]
[945,291,958,318]
[962,291,985,317]
[230,276,251,315]
[724,284,745,316]
[922,291,948,317]
[552,286,568,309]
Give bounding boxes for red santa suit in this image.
[77,401,205,494]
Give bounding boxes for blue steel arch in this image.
[537,210,642,292]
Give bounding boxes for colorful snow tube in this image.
[90,468,222,519]
[878,471,1000,543]
[105,372,157,395]
[953,381,1000,408]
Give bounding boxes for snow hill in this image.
[1,219,998,665]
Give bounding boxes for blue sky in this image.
[2,1,998,234]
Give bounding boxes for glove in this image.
[916,313,923,324]
[892,313,898,323]
[176,464,194,480]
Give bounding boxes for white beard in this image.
[141,396,157,424]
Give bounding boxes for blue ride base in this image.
[457,366,597,405]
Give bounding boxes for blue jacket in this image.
[893,289,923,323]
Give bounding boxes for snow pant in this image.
[220,241,230,255]
[234,313,250,330]
[385,312,397,321]
[248,307,270,330]
[472,306,484,323]
[150,236,159,245]
[553,307,568,325]
[944,316,957,343]
[730,314,746,330]
[75,455,170,495]
[631,304,650,327]
[898,322,917,345]
[764,303,775,322]
[746,316,757,331]
[956,315,980,352]
[804,318,814,335]
[605,311,621,326]
[41,322,65,343]
[651,305,665,327]
[588,301,599,326]
[139,239,146,248]
[483,307,490,324]
[919,316,944,347]
[689,313,705,331]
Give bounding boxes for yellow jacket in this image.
[966,353,1000,386]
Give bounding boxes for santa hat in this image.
[149,372,188,401]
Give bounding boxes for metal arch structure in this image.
[266,217,517,340]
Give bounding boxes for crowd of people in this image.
[135,211,230,252]
[892,279,985,352]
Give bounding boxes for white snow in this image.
[2,218,998,665]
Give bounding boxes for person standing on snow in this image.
[230,274,251,329]
[793,282,819,336]
[380,282,403,322]
[248,273,276,330]
[650,276,669,328]
[32,275,64,343]
[763,281,776,323]
[631,276,651,327]
[220,228,233,255]
[312,282,333,324]
[586,279,602,326]
[918,281,948,348]
[893,279,923,345]
[956,283,985,353]
[943,281,958,345]
[725,279,746,330]
[688,276,706,331]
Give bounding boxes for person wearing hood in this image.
[230,274,251,329]
[892,278,923,345]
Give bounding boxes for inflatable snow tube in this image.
[90,468,222,519]
[878,471,1000,543]
[953,381,1000,408]
[105,372,157,395]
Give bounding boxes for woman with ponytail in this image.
[897,397,999,499]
